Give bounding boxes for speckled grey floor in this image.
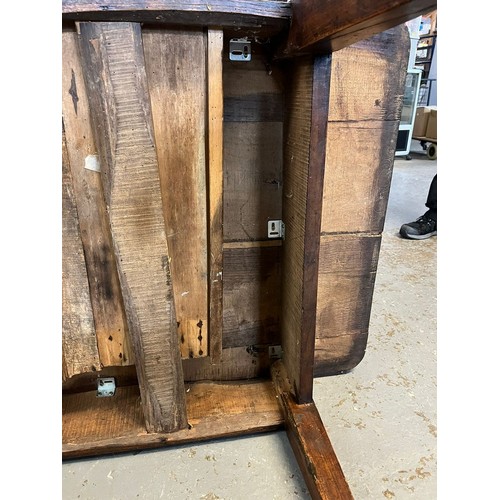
[62,141,437,500]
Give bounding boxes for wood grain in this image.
[62,365,138,394]
[314,234,380,376]
[63,380,283,459]
[143,28,209,360]
[223,43,286,99]
[282,0,436,56]
[223,122,283,242]
[62,130,101,379]
[62,0,291,35]
[224,93,283,123]
[77,21,187,433]
[182,346,270,382]
[314,27,410,377]
[223,240,282,249]
[281,54,331,403]
[327,33,407,123]
[272,361,354,500]
[207,29,224,363]
[321,28,408,234]
[62,28,133,368]
[222,246,281,349]
[322,121,400,233]
[222,40,284,243]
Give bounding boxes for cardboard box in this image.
[413,106,431,137]
[426,108,437,140]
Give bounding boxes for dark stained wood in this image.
[223,122,283,242]
[314,26,409,377]
[62,130,101,379]
[224,93,283,122]
[222,246,281,348]
[62,365,138,394]
[62,0,291,36]
[77,21,187,433]
[143,28,209,360]
[63,380,283,459]
[283,0,437,56]
[207,29,224,363]
[222,39,285,243]
[314,235,380,376]
[281,54,331,404]
[62,28,134,369]
[272,361,354,500]
[182,346,270,382]
[223,41,286,99]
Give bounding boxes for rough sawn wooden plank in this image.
[77,21,187,433]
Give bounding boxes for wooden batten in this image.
[207,29,224,363]
[280,54,332,404]
[77,21,187,433]
[142,28,209,360]
[314,26,410,376]
[62,131,101,380]
[62,29,134,369]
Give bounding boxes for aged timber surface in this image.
[62,131,101,380]
[62,28,133,369]
[143,29,209,360]
[222,246,281,348]
[62,380,283,458]
[218,39,284,356]
[281,54,331,403]
[222,37,284,243]
[207,29,224,363]
[315,234,380,376]
[272,361,354,500]
[77,21,187,433]
[62,0,291,35]
[182,346,270,382]
[282,0,436,55]
[314,26,410,376]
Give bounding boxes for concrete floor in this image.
[62,141,437,500]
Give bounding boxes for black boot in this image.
[399,211,437,240]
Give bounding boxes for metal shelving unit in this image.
[415,33,436,79]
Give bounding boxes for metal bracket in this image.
[229,38,251,61]
[96,377,116,397]
[269,345,283,360]
[268,219,285,239]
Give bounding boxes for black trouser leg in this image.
[425,174,437,222]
